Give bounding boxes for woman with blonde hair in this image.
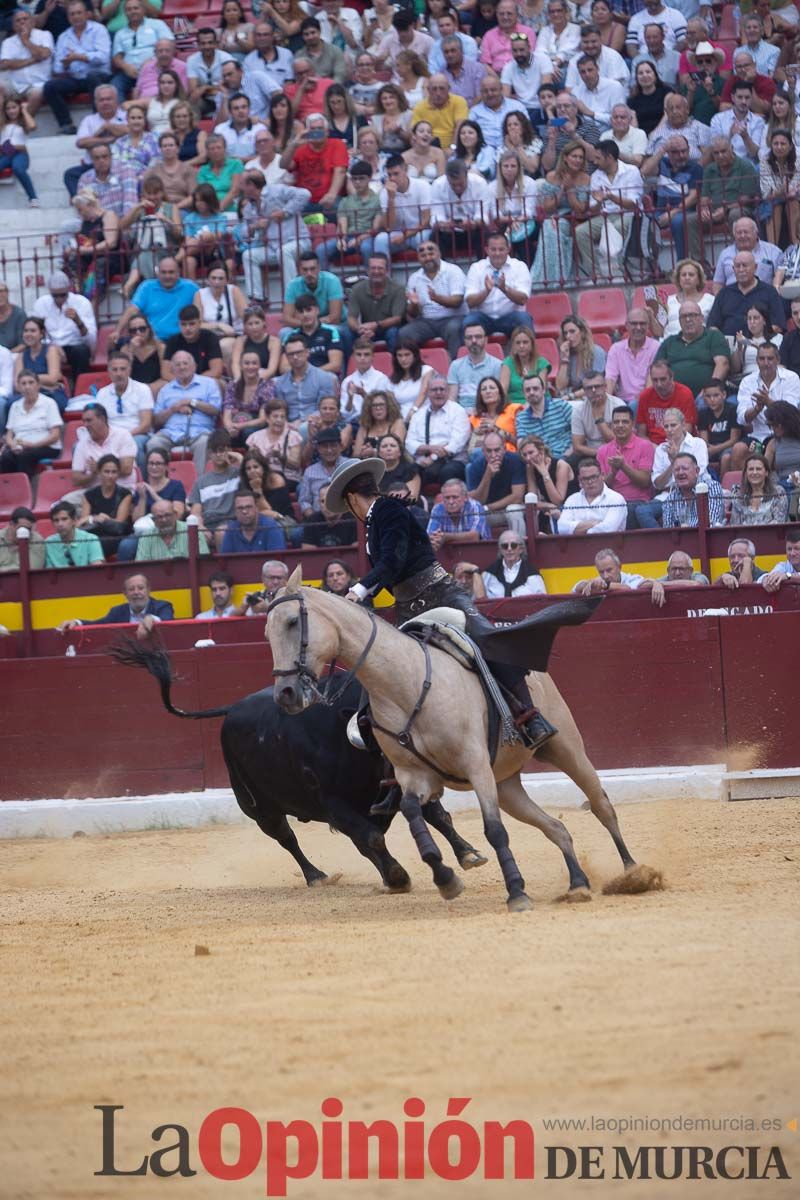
[494,149,538,254]
[531,140,590,286]
[169,102,207,167]
[555,315,606,400]
[500,325,552,406]
[394,49,430,109]
[352,391,405,458]
[659,258,713,336]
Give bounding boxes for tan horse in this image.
[267,568,661,913]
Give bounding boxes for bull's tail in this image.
[108,636,231,720]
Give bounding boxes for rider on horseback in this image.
[324,458,558,807]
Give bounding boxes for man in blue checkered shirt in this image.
[427,478,491,552]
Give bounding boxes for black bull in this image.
[109,639,487,890]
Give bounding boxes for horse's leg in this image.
[535,733,664,895]
[251,810,329,887]
[399,789,464,901]
[471,764,532,913]
[423,796,488,870]
[497,773,591,902]
[536,735,636,870]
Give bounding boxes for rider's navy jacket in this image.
[360,495,436,596]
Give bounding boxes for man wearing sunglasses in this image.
[31,269,96,378]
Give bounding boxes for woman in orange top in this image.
[468,377,522,453]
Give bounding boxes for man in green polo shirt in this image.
[45,501,105,568]
[654,301,730,396]
[134,498,211,562]
[699,138,760,230]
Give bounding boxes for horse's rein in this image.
[266,591,378,705]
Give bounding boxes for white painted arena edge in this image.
[0,764,729,838]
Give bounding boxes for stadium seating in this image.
[527,292,573,335]
[32,470,74,518]
[576,288,628,335]
[419,347,449,376]
[0,473,32,520]
[168,460,198,491]
[49,422,80,470]
[73,372,111,397]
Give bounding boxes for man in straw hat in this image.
[324,456,558,808]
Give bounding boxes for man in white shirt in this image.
[400,240,466,360]
[569,56,626,128]
[650,408,708,512]
[214,92,266,160]
[556,457,628,536]
[573,548,647,594]
[94,350,154,469]
[380,155,431,258]
[626,0,688,54]
[429,159,488,258]
[316,0,363,56]
[109,0,171,100]
[340,339,392,422]
[564,26,630,90]
[187,27,234,117]
[31,270,97,377]
[575,140,642,282]
[609,104,648,168]
[709,78,765,165]
[244,129,287,184]
[737,343,800,445]
[500,31,554,107]
[463,231,532,338]
[0,8,53,115]
[405,375,471,486]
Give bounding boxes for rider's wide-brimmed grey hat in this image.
[324,458,385,514]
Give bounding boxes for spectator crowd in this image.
[1,0,800,610]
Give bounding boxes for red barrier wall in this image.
[2,587,798,801]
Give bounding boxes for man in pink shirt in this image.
[480,0,537,73]
[604,308,659,410]
[135,39,189,99]
[285,62,335,124]
[71,402,138,490]
[596,405,655,512]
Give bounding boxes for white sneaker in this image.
[29,199,40,208]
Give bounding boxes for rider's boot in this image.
[509,680,557,753]
[370,781,401,818]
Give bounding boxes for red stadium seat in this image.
[50,421,81,470]
[631,285,677,312]
[264,312,284,338]
[91,325,115,370]
[0,473,32,519]
[536,337,559,374]
[346,351,392,376]
[73,371,111,397]
[420,347,449,376]
[163,0,208,15]
[577,288,628,335]
[717,5,738,38]
[721,471,742,493]
[595,333,612,353]
[35,517,55,540]
[168,460,198,491]
[526,291,572,335]
[33,469,74,517]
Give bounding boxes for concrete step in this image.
[0,133,85,212]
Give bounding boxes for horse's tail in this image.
[107,636,231,720]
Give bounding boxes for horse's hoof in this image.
[438,874,465,901]
[557,886,592,904]
[385,863,412,893]
[602,864,664,896]
[309,872,342,888]
[459,849,489,870]
[507,892,533,914]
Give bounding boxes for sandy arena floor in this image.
[1,796,799,1200]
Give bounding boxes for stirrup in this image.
[516,710,557,754]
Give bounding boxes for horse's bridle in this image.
[267,590,378,706]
